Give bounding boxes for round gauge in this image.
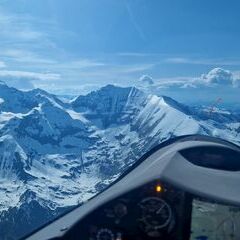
[138,197,172,234]
[96,228,114,240]
[114,202,128,218]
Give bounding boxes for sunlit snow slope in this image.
[0,83,239,239]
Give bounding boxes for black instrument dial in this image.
[96,228,114,240]
[137,197,172,237]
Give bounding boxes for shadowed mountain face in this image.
[0,82,239,239]
[72,85,146,128]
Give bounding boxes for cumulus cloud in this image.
[140,68,240,93]
[138,75,154,85]
[0,70,61,90]
[135,68,239,105]
[198,68,233,86]
[161,68,238,89]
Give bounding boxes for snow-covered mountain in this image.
[0,83,239,239]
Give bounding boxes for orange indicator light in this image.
[155,185,162,193]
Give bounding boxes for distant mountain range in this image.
[0,82,239,239]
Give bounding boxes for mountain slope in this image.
[0,82,239,239]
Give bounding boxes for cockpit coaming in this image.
[24,135,240,240]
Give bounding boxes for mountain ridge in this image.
[0,82,239,239]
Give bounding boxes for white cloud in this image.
[56,59,106,70]
[70,60,105,68]
[0,49,57,64]
[0,10,45,42]
[0,70,60,81]
[119,64,154,73]
[139,75,154,85]
[172,68,238,88]
[154,80,192,89]
[0,7,64,67]
[139,68,240,91]
[69,63,154,77]
[0,70,61,90]
[165,57,240,66]
[198,68,233,86]
[165,58,189,64]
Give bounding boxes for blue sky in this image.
[0,0,239,104]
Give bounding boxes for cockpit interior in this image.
[24,135,240,240]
